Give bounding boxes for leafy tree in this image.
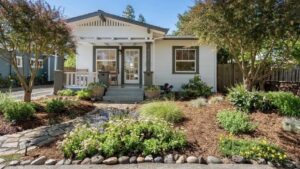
[122,5,135,20]
[176,0,300,90]
[138,14,146,23]
[64,53,76,68]
[292,42,300,64]
[0,0,75,102]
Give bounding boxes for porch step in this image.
[103,87,144,103]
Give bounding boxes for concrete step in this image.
[103,87,144,103]
[106,90,144,96]
[103,95,144,103]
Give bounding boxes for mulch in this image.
[0,98,95,136]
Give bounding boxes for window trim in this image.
[95,48,118,73]
[30,58,44,69]
[172,46,199,74]
[16,56,23,68]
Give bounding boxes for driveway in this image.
[3,164,275,169]
[7,85,54,101]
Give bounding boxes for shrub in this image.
[219,135,287,163]
[57,89,75,96]
[208,95,224,104]
[76,89,92,100]
[61,125,101,160]
[139,101,183,123]
[217,110,256,134]
[227,85,271,112]
[189,97,207,108]
[46,99,65,114]
[0,92,14,112]
[181,75,212,98]
[3,102,35,122]
[266,92,300,117]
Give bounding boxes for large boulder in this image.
[282,117,300,134]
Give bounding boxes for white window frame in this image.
[16,56,23,68]
[174,48,197,73]
[30,58,44,69]
[95,49,117,72]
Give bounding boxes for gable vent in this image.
[77,18,130,27]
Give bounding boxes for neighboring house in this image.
[0,55,56,83]
[63,10,217,92]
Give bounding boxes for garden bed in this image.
[0,97,95,136]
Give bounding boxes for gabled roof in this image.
[163,35,198,40]
[66,10,169,34]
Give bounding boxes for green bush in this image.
[0,92,14,112]
[217,110,256,134]
[181,75,212,98]
[227,85,271,112]
[208,95,224,104]
[219,135,287,163]
[61,125,101,160]
[61,119,187,159]
[46,99,65,114]
[189,97,207,108]
[266,91,300,117]
[57,89,75,96]
[139,101,183,123]
[3,102,35,122]
[76,89,92,100]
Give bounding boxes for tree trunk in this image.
[243,77,253,91]
[24,90,32,102]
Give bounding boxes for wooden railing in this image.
[64,72,98,88]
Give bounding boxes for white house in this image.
[63,10,217,101]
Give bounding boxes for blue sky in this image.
[45,0,195,33]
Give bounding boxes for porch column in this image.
[144,42,153,86]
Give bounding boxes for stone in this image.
[282,117,300,134]
[0,164,4,169]
[81,158,91,165]
[129,156,137,164]
[64,159,72,165]
[232,155,247,163]
[207,156,222,164]
[20,160,32,165]
[72,160,82,165]
[56,159,65,165]
[31,156,47,165]
[198,156,206,164]
[257,158,267,165]
[164,154,174,163]
[268,161,275,167]
[174,154,180,161]
[91,155,104,164]
[144,155,153,162]
[176,155,186,164]
[1,142,18,148]
[154,156,163,163]
[0,159,4,164]
[45,159,57,165]
[9,160,20,166]
[103,157,118,165]
[283,160,296,169]
[250,160,259,165]
[186,156,198,163]
[118,156,129,164]
[222,158,231,164]
[137,157,144,163]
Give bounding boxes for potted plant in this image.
[88,82,107,98]
[144,85,161,99]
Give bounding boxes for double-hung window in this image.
[16,56,23,68]
[30,58,43,68]
[95,49,117,72]
[173,46,199,74]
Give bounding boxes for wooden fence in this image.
[217,64,300,92]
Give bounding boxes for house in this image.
[0,55,57,88]
[62,10,217,101]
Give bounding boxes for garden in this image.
[1,75,298,167]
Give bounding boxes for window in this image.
[30,58,43,68]
[96,49,117,72]
[16,56,23,68]
[173,46,199,74]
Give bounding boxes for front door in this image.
[124,49,140,84]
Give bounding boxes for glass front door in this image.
[124,49,139,84]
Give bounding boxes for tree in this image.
[123,5,135,20]
[138,14,146,23]
[0,0,75,102]
[176,0,300,90]
[64,53,76,68]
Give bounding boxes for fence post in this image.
[53,70,64,95]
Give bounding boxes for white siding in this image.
[153,40,217,91]
[76,43,93,72]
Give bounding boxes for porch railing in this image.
[64,72,98,88]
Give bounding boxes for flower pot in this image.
[145,90,160,99]
[91,86,105,98]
